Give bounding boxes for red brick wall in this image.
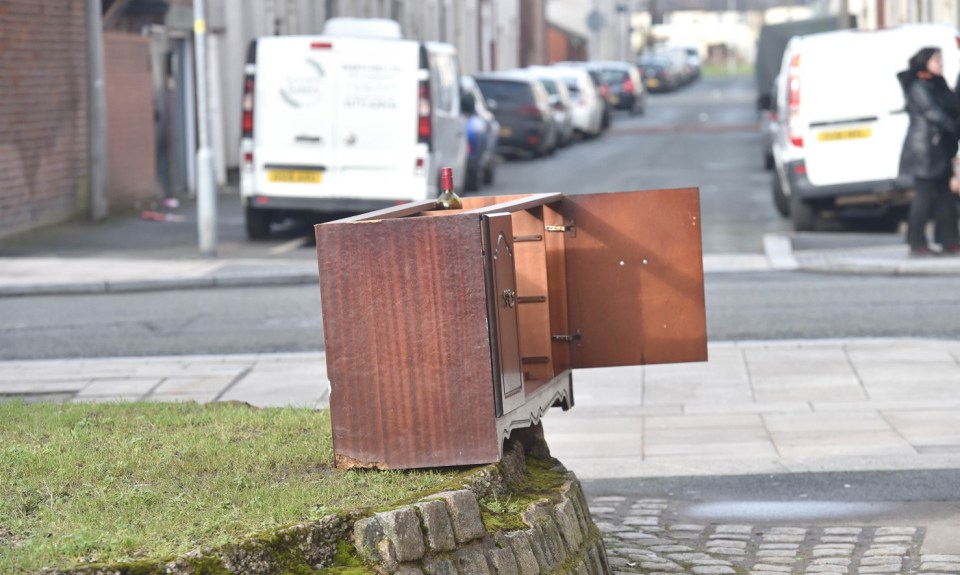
[104,32,157,207]
[0,0,88,238]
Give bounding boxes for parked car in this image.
[554,62,612,130]
[474,71,558,158]
[771,24,960,231]
[589,61,646,115]
[586,69,612,130]
[527,66,575,146]
[638,59,674,92]
[460,75,499,191]
[239,34,467,239]
[549,64,604,138]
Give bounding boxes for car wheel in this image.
[245,206,271,240]
[772,173,789,218]
[790,191,817,231]
[764,152,775,171]
[464,167,480,192]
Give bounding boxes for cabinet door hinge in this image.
[551,329,581,343]
[544,220,576,237]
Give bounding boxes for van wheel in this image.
[464,167,480,192]
[245,206,271,240]
[790,193,817,231]
[772,174,789,218]
[483,163,495,185]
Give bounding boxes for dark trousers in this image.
[908,177,960,250]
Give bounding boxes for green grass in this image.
[700,63,754,77]
[0,401,461,574]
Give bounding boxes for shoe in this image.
[910,246,935,257]
[939,244,960,256]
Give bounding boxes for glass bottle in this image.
[436,167,462,210]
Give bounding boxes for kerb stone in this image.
[489,547,521,575]
[354,516,387,562]
[424,558,458,575]
[416,500,457,552]
[458,542,494,575]
[436,491,488,544]
[554,499,585,552]
[504,532,541,575]
[379,508,426,562]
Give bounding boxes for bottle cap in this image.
[440,167,454,191]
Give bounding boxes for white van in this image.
[772,24,960,230]
[239,35,467,238]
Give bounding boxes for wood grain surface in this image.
[316,214,500,469]
[563,188,707,367]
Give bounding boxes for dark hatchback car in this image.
[474,72,557,158]
[592,62,646,115]
[639,59,675,92]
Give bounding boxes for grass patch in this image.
[477,458,567,533]
[700,64,754,77]
[0,401,462,574]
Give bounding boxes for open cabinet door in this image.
[482,213,526,416]
[563,188,707,369]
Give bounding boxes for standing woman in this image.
[898,47,960,256]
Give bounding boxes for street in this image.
[3,75,960,562]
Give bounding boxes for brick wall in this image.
[0,0,88,239]
[103,32,158,208]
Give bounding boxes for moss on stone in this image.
[478,457,567,535]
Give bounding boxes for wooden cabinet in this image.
[315,189,707,470]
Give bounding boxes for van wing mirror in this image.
[487,98,498,111]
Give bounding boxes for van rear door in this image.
[802,27,960,188]
[800,31,908,187]
[333,38,423,200]
[254,37,338,199]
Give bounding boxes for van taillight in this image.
[241,75,254,138]
[243,151,253,168]
[418,78,432,148]
[787,55,803,148]
[311,41,333,49]
[623,79,634,93]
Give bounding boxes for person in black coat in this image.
[898,47,960,256]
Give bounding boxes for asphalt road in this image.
[3,270,960,359]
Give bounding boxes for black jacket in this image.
[898,71,959,181]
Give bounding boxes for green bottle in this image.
[436,167,462,210]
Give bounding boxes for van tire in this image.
[764,152,775,171]
[465,167,480,192]
[790,192,817,231]
[483,163,495,185]
[772,174,790,218]
[245,206,272,240]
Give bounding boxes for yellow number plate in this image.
[646,78,660,88]
[610,95,620,105]
[267,170,323,184]
[499,126,513,137]
[818,128,872,142]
